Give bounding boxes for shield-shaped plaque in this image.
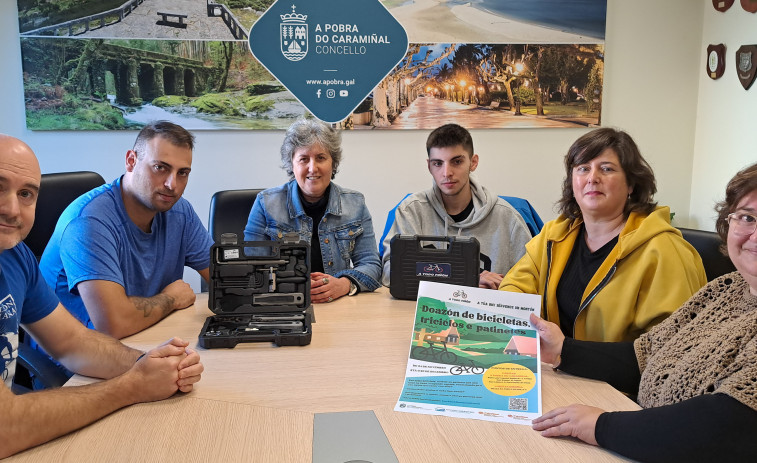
[713,0,735,11]
[742,0,757,13]
[707,44,726,79]
[736,45,757,90]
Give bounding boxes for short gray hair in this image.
[280,118,342,180]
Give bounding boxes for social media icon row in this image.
[317,89,349,98]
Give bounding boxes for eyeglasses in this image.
[727,212,757,236]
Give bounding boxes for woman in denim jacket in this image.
[244,119,382,303]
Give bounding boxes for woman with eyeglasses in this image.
[530,162,757,462]
[501,128,707,342]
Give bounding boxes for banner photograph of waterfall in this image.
[20,37,309,130]
[17,0,303,130]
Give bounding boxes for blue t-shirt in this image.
[39,176,213,328]
[0,243,59,386]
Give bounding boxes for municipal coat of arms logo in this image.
[280,5,308,62]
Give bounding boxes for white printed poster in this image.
[395,281,542,425]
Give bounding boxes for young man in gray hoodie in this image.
[381,124,531,289]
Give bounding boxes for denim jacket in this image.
[244,180,382,291]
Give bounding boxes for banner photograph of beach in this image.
[381,0,606,44]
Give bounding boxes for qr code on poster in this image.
[509,398,528,411]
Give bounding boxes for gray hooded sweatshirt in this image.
[381,177,531,286]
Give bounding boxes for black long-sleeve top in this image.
[558,338,757,463]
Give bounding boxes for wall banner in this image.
[249,0,408,123]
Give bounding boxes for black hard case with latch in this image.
[198,233,314,348]
[389,234,480,300]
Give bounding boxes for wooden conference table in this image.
[9,288,639,462]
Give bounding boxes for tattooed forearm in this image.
[131,294,174,319]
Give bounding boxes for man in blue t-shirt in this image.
[40,121,214,339]
[0,135,203,458]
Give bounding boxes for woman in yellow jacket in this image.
[500,128,706,342]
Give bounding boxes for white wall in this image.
[0,0,707,289]
[690,1,757,230]
[603,1,703,226]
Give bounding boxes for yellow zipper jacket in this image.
[499,206,707,342]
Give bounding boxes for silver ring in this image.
[323,277,329,284]
[327,296,333,302]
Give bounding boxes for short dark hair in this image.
[715,162,757,252]
[132,121,195,158]
[426,123,474,157]
[557,128,657,219]
[280,118,342,180]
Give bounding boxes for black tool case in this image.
[389,234,480,300]
[198,233,314,348]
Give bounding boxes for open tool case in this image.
[198,233,314,348]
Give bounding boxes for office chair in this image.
[378,193,543,257]
[201,189,263,292]
[12,347,70,394]
[678,227,735,281]
[208,189,263,243]
[15,171,106,393]
[499,195,544,237]
[24,171,106,260]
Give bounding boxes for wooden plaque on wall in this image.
[707,44,726,79]
[742,0,757,13]
[736,45,757,90]
[713,0,735,11]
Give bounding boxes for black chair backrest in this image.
[15,171,105,392]
[24,171,106,259]
[208,189,262,243]
[678,227,736,281]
